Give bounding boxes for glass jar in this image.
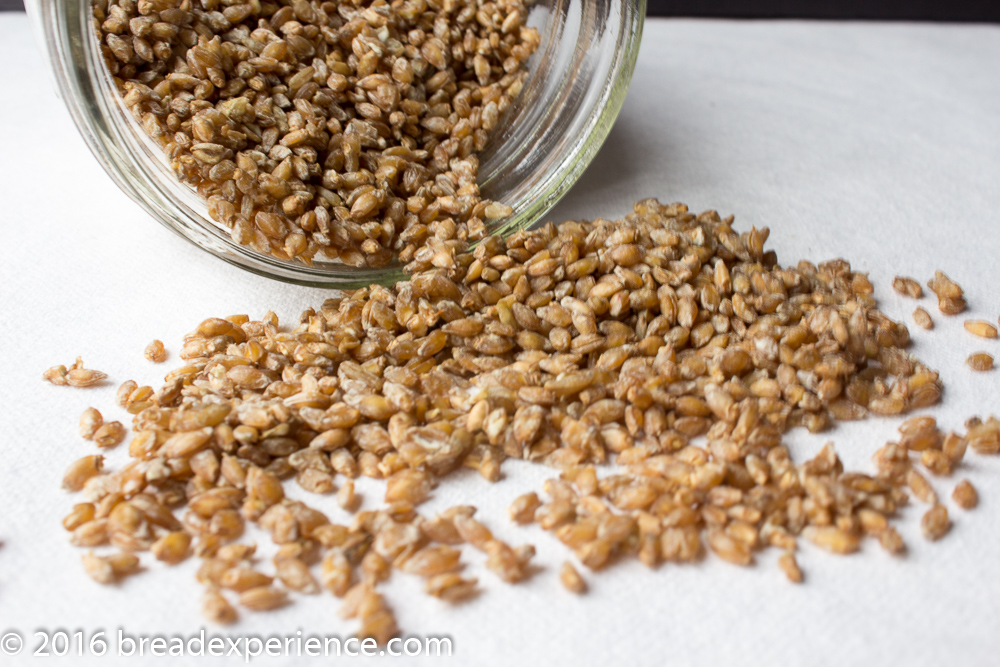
[26,0,645,288]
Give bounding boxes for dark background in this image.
[2,0,999,21]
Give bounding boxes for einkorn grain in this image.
[94,0,540,268]
[912,307,933,330]
[57,198,1000,642]
[145,339,167,362]
[967,353,994,371]
[927,271,966,315]
[559,561,586,594]
[892,276,922,298]
[44,357,107,387]
[964,321,997,339]
[953,479,978,509]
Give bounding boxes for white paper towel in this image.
[1,15,999,667]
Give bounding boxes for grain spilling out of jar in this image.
[51,198,1000,642]
[94,0,540,268]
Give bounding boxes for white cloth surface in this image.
[2,14,1000,667]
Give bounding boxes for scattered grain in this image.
[509,492,541,525]
[967,353,994,371]
[151,531,192,564]
[45,358,107,387]
[144,340,167,363]
[953,480,978,510]
[203,589,238,625]
[57,198,1000,641]
[892,276,923,298]
[62,455,103,492]
[778,551,803,583]
[913,307,933,330]
[964,321,997,339]
[82,551,139,584]
[93,421,126,449]
[425,573,478,602]
[559,561,587,594]
[927,271,966,314]
[921,505,950,541]
[79,408,103,440]
[238,585,288,611]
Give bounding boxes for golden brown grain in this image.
[115,380,137,408]
[425,573,478,602]
[807,527,860,555]
[62,455,103,492]
[238,585,288,611]
[79,408,103,440]
[778,551,803,583]
[878,527,906,556]
[93,421,126,449]
[952,479,978,510]
[967,352,994,371]
[151,531,192,564]
[45,358,107,387]
[82,551,139,584]
[964,320,998,339]
[559,561,587,594]
[921,505,950,541]
[144,340,167,363]
[203,589,238,625]
[57,198,1000,641]
[96,0,541,268]
[509,492,541,525]
[913,307,933,330]
[907,469,938,504]
[275,557,320,595]
[63,503,96,532]
[927,271,966,314]
[337,480,359,513]
[892,276,923,298]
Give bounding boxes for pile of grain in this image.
[54,199,1000,642]
[95,0,539,267]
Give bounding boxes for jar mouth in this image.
[39,0,645,289]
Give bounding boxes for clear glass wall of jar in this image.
[26,0,645,288]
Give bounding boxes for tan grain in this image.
[952,479,978,510]
[913,307,933,330]
[203,589,238,624]
[559,561,587,594]
[921,505,950,541]
[97,0,540,268]
[79,408,103,440]
[238,585,288,611]
[778,551,803,583]
[144,340,167,363]
[964,320,998,339]
[56,198,996,640]
[892,276,923,298]
[967,352,994,371]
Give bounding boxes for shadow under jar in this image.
[27,0,645,288]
